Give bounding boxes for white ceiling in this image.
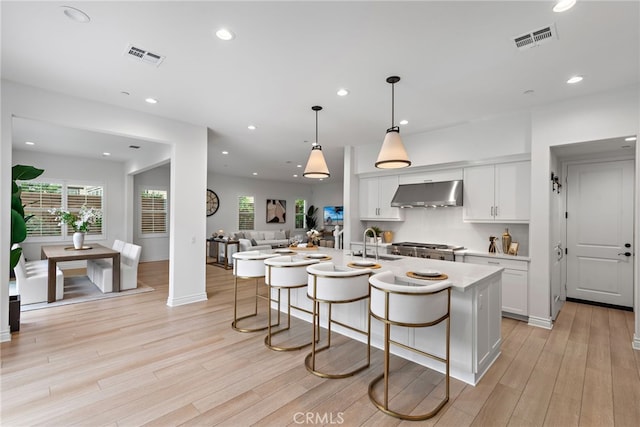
[3,1,639,183]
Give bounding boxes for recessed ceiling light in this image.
[297,164,302,168]
[102,152,111,157]
[567,75,583,84]
[145,97,158,104]
[215,28,235,41]
[337,88,349,97]
[222,150,229,155]
[25,141,35,146]
[553,0,576,13]
[61,6,91,23]
[625,136,637,141]
[248,125,256,130]
[399,119,408,125]
[293,174,298,178]
[252,172,258,176]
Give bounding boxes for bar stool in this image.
[305,262,372,379]
[231,250,278,332]
[368,271,452,421]
[263,255,319,351]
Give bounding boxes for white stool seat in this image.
[14,253,64,305]
[368,270,452,421]
[231,250,279,332]
[263,255,319,351]
[304,262,372,378]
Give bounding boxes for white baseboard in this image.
[0,328,12,343]
[166,292,208,307]
[527,315,553,330]
[633,334,640,351]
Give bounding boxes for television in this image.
[323,206,343,225]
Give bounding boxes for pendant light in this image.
[375,76,411,169]
[303,105,331,178]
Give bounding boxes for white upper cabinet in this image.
[463,161,530,223]
[359,175,404,221]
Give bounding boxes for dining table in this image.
[40,244,121,303]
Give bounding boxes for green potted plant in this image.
[305,205,318,231]
[10,164,44,270]
[365,225,383,242]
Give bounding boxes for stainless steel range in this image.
[389,242,464,261]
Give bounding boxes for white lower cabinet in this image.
[465,255,529,318]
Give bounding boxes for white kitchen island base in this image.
[266,248,503,386]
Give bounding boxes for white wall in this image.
[206,172,315,236]
[355,111,531,174]
[134,164,171,262]
[1,81,208,341]
[11,149,127,264]
[529,83,639,328]
[366,208,529,256]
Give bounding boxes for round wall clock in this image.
[206,189,219,216]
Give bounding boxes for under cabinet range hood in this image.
[391,180,463,208]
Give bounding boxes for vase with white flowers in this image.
[49,205,101,249]
[306,229,321,247]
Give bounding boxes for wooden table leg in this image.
[47,259,56,303]
[112,253,121,292]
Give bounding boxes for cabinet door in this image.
[377,176,402,219]
[502,269,528,316]
[359,177,379,219]
[495,162,530,222]
[463,165,495,222]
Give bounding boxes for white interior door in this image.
[566,160,635,307]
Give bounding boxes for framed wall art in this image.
[266,199,286,223]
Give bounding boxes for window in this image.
[20,181,104,239]
[295,199,305,229]
[140,188,168,236]
[238,196,254,230]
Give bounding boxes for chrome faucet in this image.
[363,227,379,261]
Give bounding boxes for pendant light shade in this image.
[304,106,330,179]
[375,76,411,169]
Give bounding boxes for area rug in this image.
[19,275,154,312]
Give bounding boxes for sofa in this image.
[233,230,290,249]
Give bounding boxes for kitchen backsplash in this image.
[365,207,529,256]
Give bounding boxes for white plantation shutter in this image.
[140,189,168,235]
[19,181,105,239]
[67,185,103,235]
[238,196,254,230]
[20,182,63,237]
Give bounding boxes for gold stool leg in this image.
[304,301,370,379]
[265,288,314,351]
[232,276,278,333]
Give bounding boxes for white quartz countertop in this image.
[268,247,503,292]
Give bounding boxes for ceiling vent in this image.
[124,44,165,67]
[513,24,557,50]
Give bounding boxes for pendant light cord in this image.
[391,81,395,128]
[316,109,319,144]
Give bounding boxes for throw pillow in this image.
[274,231,286,239]
[250,238,258,246]
[234,232,245,240]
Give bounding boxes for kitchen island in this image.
[266,247,503,385]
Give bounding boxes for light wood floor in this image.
[2,261,639,426]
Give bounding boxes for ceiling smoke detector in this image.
[513,24,558,50]
[124,44,165,67]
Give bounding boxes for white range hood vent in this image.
[125,44,165,67]
[513,24,557,50]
